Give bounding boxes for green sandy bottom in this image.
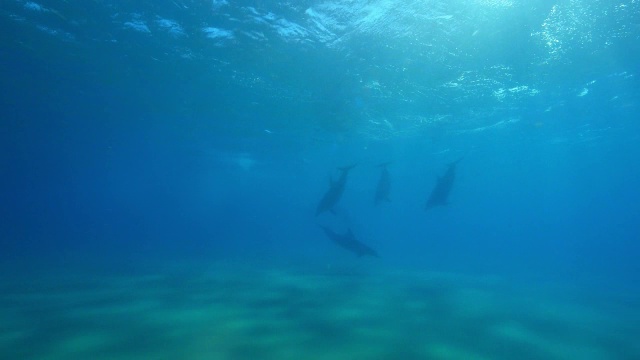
[0,263,638,360]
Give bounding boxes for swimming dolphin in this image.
[320,226,379,258]
[315,164,356,216]
[425,157,463,210]
[374,162,391,205]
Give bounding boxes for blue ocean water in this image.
[1,1,639,359]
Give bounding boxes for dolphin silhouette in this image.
[374,162,391,205]
[425,157,463,210]
[315,164,356,216]
[320,226,379,258]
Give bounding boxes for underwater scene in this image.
[1,0,639,359]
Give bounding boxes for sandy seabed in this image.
[0,262,638,360]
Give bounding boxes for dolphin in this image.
[374,162,392,205]
[315,164,356,216]
[320,226,379,258]
[425,157,463,210]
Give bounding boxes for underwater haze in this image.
[1,0,639,359]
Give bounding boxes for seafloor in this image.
[1,262,638,360]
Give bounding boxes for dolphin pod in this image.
[316,159,463,258]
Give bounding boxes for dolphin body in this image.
[374,162,391,205]
[315,165,356,216]
[320,226,379,258]
[425,158,463,210]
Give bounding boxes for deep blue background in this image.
[1,1,639,287]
